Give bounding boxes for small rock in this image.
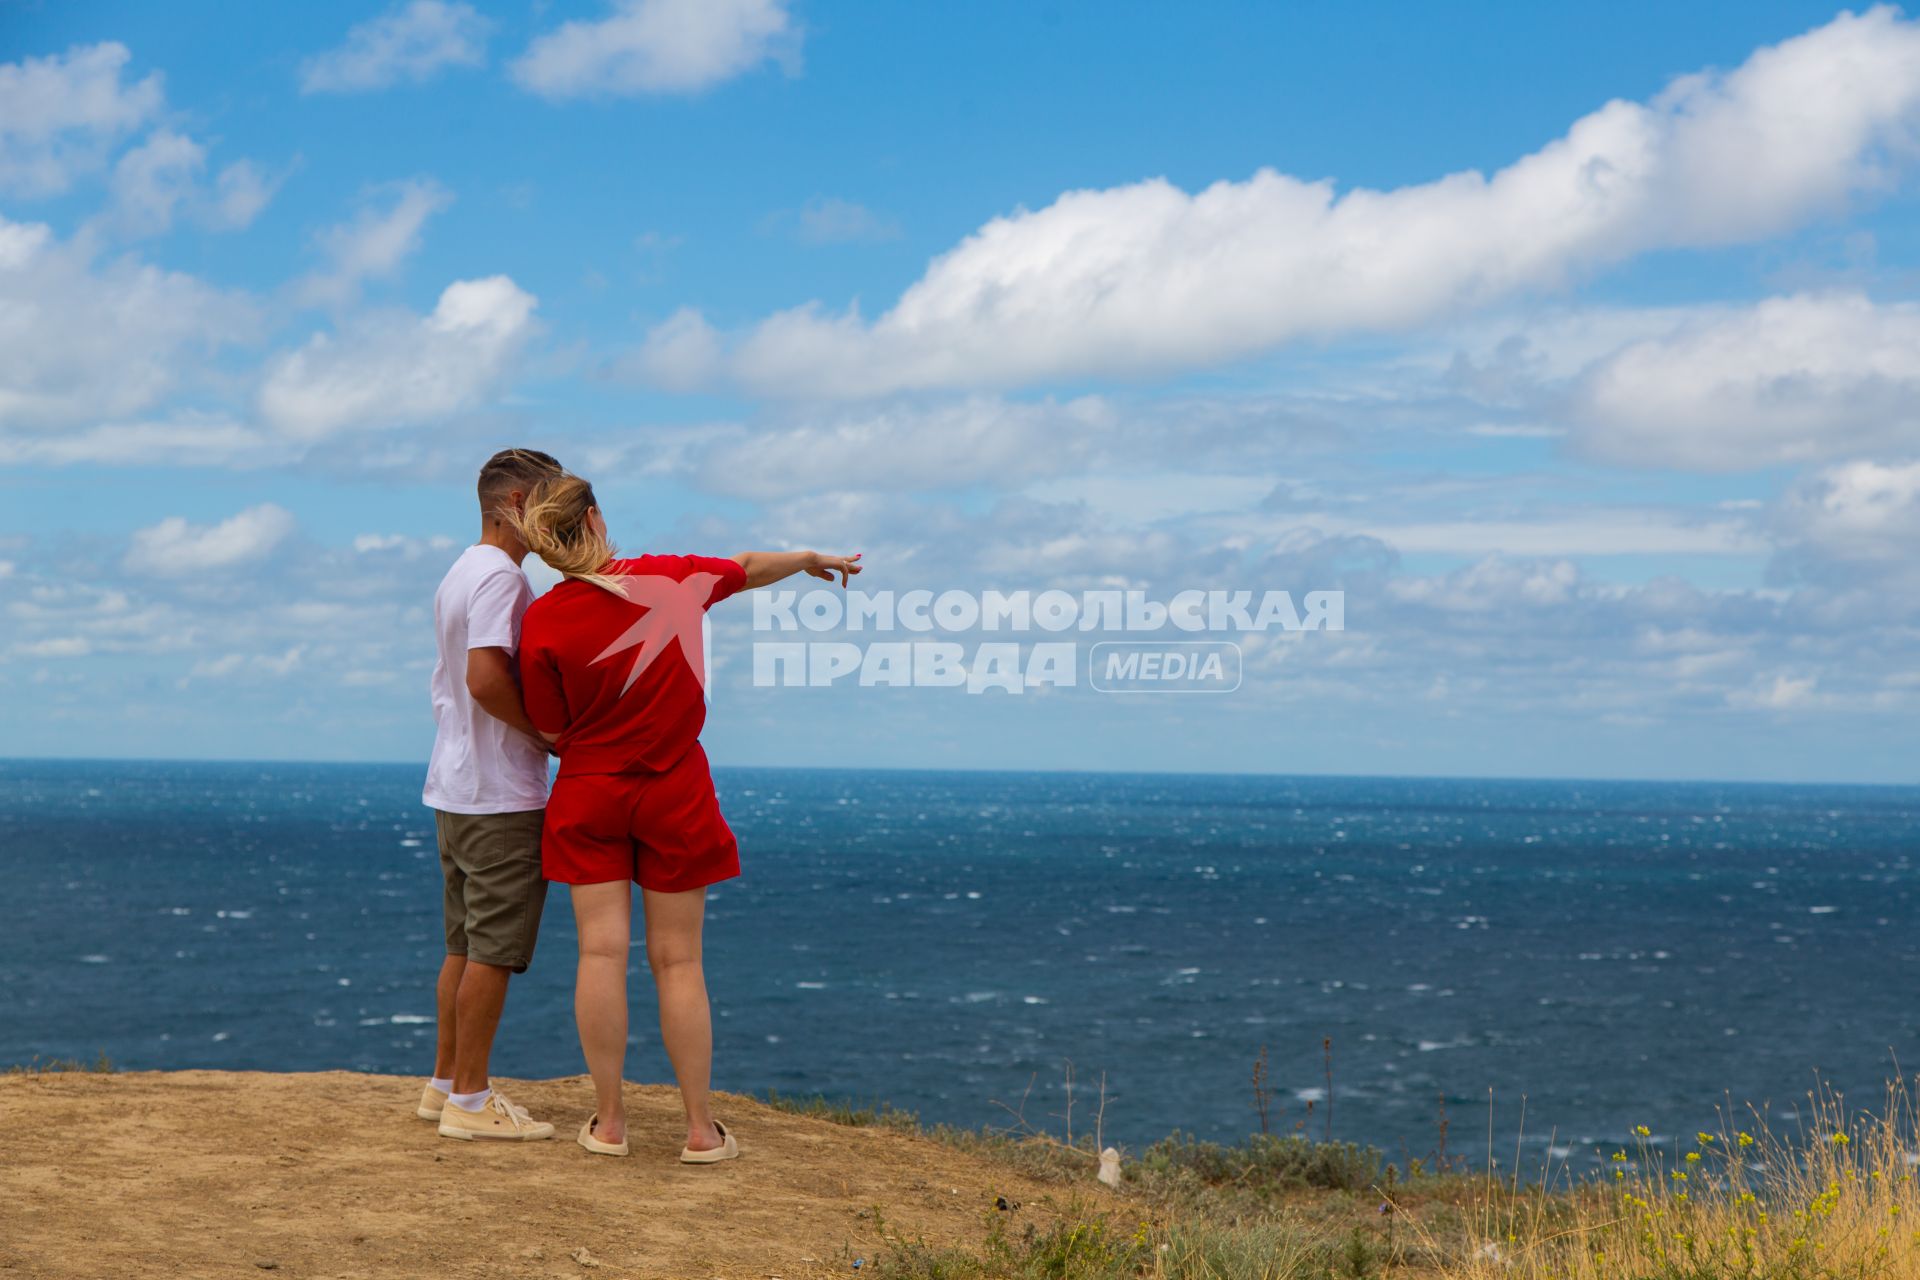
[253,1263,278,1272]
[520,1246,546,1260]
[572,1246,602,1269]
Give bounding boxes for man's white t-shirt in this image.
[422,544,551,815]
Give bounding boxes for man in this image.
[418,447,563,1141]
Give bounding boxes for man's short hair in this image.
[477,448,563,511]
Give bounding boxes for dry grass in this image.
[777,1073,1920,1279]
[3,1051,112,1075]
[1444,1078,1920,1280]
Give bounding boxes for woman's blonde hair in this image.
[507,472,625,595]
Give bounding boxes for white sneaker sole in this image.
[437,1121,555,1141]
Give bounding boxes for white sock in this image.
[430,1077,453,1094]
[449,1087,492,1112]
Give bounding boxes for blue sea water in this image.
[4,759,1918,1168]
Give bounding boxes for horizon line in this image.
[1,755,1913,792]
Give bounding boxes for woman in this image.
[511,472,860,1160]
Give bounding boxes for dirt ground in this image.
[0,1070,1069,1279]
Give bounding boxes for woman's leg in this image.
[570,880,633,1144]
[642,886,723,1151]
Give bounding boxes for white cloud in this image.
[0,219,49,269]
[1387,557,1583,612]
[15,636,92,659]
[1356,515,1765,558]
[105,129,282,236]
[0,43,164,196]
[1566,293,1920,470]
[108,129,203,234]
[0,214,258,430]
[183,646,304,682]
[606,388,1352,504]
[511,0,798,99]
[1029,473,1285,525]
[353,532,456,554]
[700,396,1114,499]
[258,645,305,676]
[1463,423,1564,439]
[207,160,280,231]
[295,178,452,306]
[123,503,297,576]
[188,652,245,679]
[791,196,900,245]
[258,275,537,438]
[1773,458,1920,564]
[1232,509,1765,559]
[624,306,721,391]
[1727,673,1819,710]
[301,0,492,94]
[0,416,278,468]
[656,8,1920,398]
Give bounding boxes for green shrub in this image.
[1139,1131,1383,1194]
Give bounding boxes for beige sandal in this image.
[578,1113,629,1157]
[679,1119,739,1164]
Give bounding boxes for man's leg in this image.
[433,953,465,1080]
[436,945,552,1137]
[437,809,549,1125]
[428,811,468,1102]
[450,960,512,1094]
[437,945,553,1138]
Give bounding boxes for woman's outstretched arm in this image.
[731,550,862,590]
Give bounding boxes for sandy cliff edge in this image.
[0,1070,1066,1280]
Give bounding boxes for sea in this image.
[5,758,1918,1170]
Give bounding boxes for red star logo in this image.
[590,573,725,695]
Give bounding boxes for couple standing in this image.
[417,448,860,1158]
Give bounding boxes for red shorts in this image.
[542,743,741,892]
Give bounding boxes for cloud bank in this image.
[644,8,1920,399]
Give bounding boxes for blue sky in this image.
[2,0,1917,782]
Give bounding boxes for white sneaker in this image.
[417,1081,449,1121]
[437,1090,555,1141]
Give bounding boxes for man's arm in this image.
[465,646,547,745]
[731,550,862,590]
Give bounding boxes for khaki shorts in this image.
[435,808,548,972]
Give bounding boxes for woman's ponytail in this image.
[507,473,626,596]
